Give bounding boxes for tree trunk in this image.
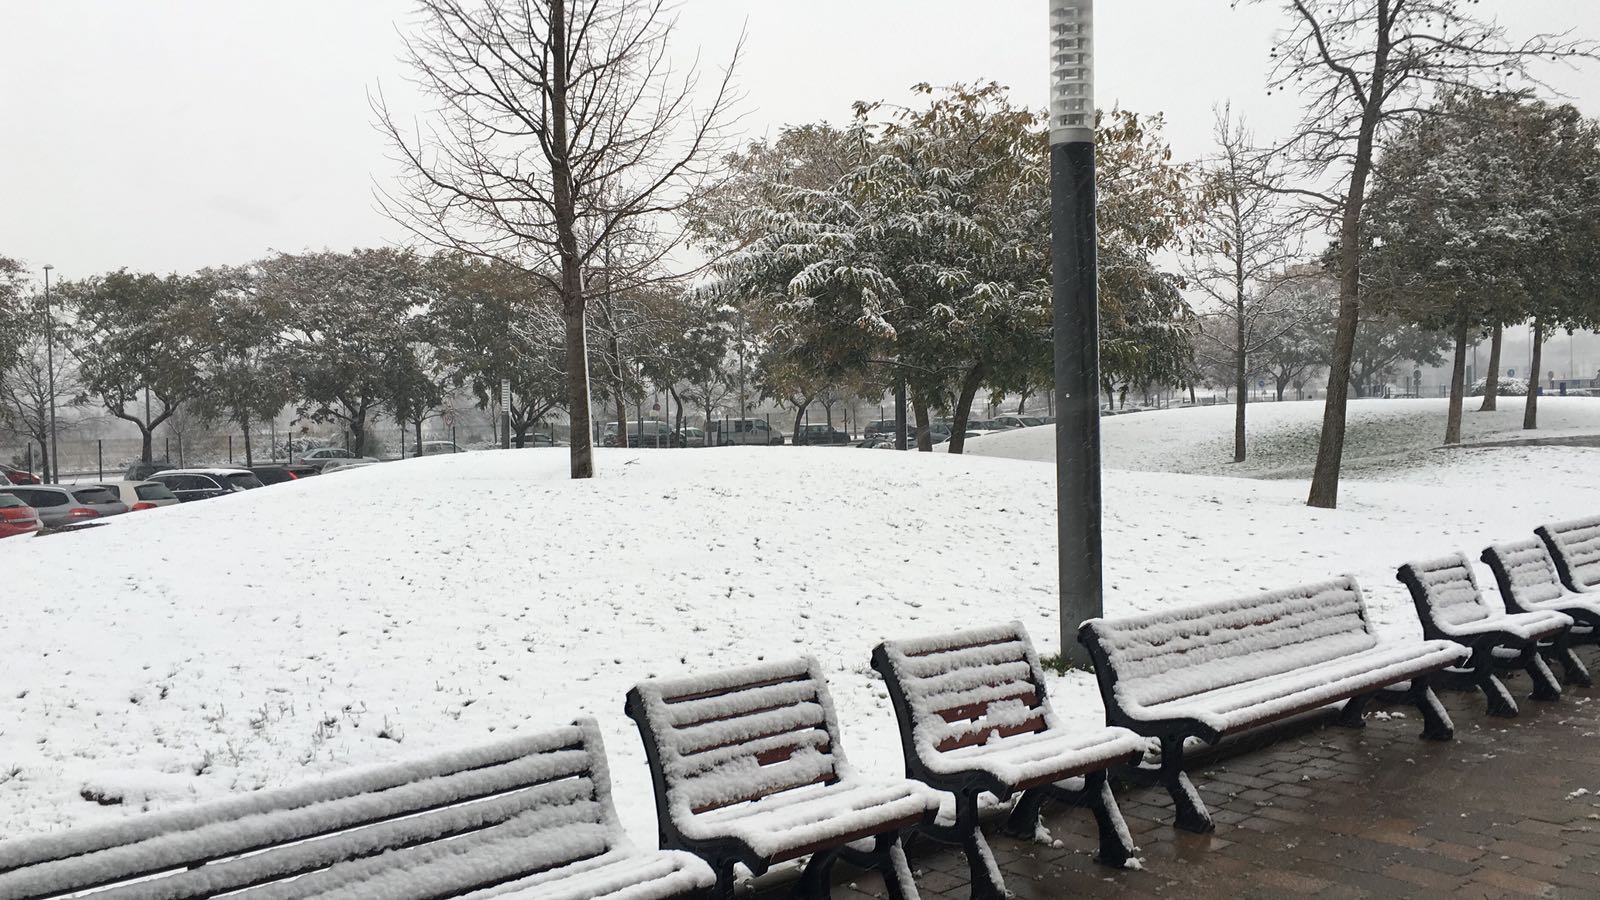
[350,411,367,456]
[1308,82,1386,509]
[894,375,908,451]
[550,0,594,479]
[671,386,685,434]
[912,399,932,452]
[242,413,254,467]
[415,416,423,456]
[1525,318,1544,430]
[1480,323,1503,411]
[791,403,807,440]
[947,362,985,455]
[140,424,153,464]
[1444,296,1471,445]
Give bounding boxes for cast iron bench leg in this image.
[1336,692,1372,728]
[1550,631,1592,687]
[954,799,1007,900]
[795,847,842,899]
[1081,769,1135,867]
[1524,648,1563,702]
[711,862,738,900]
[839,834,921,900]
[1001,787,1049,841]
[1159,735,1214,833]
[1467,645,1519,717]
[1409,676,1455,740]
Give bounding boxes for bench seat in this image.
[0,719,711,900]
[873,623,1146,899]
[1398,553,1571,716]
[1483,538,1599,686]
[936,726,1149,789]
[626,657,938,900]
[1080,576,1467,833]
[1135,640,1471,736]
[687,780,935,862]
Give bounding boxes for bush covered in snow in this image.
[1469,377,1530,397]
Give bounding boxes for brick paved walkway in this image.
[771,649,1600,899]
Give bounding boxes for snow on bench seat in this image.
[625,657,938,900]
[1397,552,1569,717]
[1078,576,1468,834]
[1537,514,1600,593]
[1482,538,1598,687]
[871,623,1146,897]
[0,718,711,900]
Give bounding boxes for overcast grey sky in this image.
[4,1,1600,282]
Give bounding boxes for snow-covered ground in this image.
[5,401,1600,843]
[968,396,1600,479]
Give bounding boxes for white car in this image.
[412,440,464,457]
[94,480,181,511]
[298,447,379,470]
[711,418,785,446]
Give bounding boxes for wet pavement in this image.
[774,646,1600,899]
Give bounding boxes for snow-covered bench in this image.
[1537,514,1600,594]
[871,623,1147,899]
[0,718,712,900]
[1482,538,1597,686]
[1077,576,1469,833]
[1396,553,1569,716]
[624,657,940,900]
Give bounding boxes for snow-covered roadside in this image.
[4,439,1600,843]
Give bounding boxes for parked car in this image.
[603,420,685,448]
[529,433,557,447]
[712,418,785,446]
[990,415,1046,429]
[94,480,180,511]
[792,424,852,446]
[251,464,321,485]
[1,464,40,485]
[0,492,42,538]
[148,468,265,502]
[297,447,379,471]
[124,461,175,481]
[411,440,464,457]
[864,419,899,438]
[679,427,706,448]
[1,485,124,528]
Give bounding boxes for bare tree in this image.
[0,322,80,483]
[1185,107,1307,463]
[1246,0,1598,507]
[376,0,742,479]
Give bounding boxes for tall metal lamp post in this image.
[42,264,59,483]
[1050,0,1101,665]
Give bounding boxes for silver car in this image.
[0,485,128,528]
[298,447,380,471]
[95,480,181,511]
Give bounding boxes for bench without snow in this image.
[625,657,940,900]
[1396,552,1570,716]
[0,718,712,900]
[871,622,1148,900]
[1481,537,1597,687]
[1078,576,1470,833]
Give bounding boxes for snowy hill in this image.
[967,396,1600,478]
[5,434,1600,841]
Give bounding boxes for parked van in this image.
[712,418,785,446]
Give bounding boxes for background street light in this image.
[1050,0,1101,665]
[42,264,60,484]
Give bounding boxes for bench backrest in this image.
[1396,553,1494,635]
[1537,514,1600,593]
[1078,576,1378,712]
[626,657,846,828]
[1482,538,1567,612]
[0,719,623,900]
[871,622,1052,773]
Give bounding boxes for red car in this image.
[0,465,40,485]
[0,493,42,538]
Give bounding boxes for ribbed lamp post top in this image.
[1049,0,1094,146]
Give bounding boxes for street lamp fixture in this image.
[1049,0,1101,665]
